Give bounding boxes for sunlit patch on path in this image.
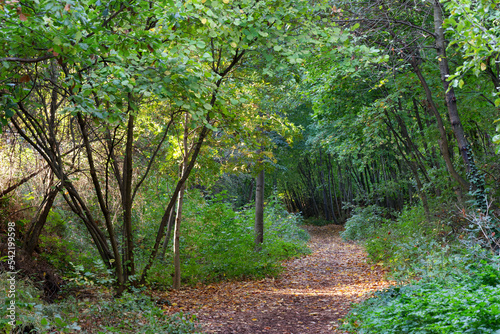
[160,224,393,334]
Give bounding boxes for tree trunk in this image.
[173,112,190,290]
[75,112,124,288]
[122,111,135,280]
[254,169,264,250]
[172,183,185,290]
[326,155,338,224]
[411,60,469,189]
[433,1,473,174]
[384,119,431,221]
[318,150,331,221]
[172,114,191,290]
[1,167,47,199]
[247,178,254,204]
[24,184,60,256]
[159,203,176,262]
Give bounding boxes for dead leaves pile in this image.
[158,225,393,333]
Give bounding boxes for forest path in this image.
[161,224,392,333]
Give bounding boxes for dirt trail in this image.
[161,225,392,333]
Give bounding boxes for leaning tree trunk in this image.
[433,1,473,174]
[411,60,469,189]
[159,204,176,262]
[24,184,60,256]
[122,111,136,282]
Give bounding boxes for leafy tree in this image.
[1,0,343,291]
[443,0,500,154]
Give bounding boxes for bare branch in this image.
[0,54,55,63]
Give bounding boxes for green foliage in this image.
[342,204,500,333]
[0,271,200,334]
[465,146,488,212]
[147,191,309,287]
[81,291,201,334]
[304,217,331,226]
[443,0,500,83]
[443,0,500,153]
[341,205,390,241]
[65,259,116,287]
[0,272,80,334]
[342,260,500,333]
[361,203,440,269]
[37,210,77,270]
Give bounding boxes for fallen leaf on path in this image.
[159,224,393,333]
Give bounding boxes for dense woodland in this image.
[1,0,500,332]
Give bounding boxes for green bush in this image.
[0,272,81,334]
[342,205,500,333]
[342,260,500,333]
[341,205,390,241]
[80,290,201,333]
[147,191,309,287]
[0,271,200,334]
[361,203,443,269]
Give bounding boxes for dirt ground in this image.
[160,224,393,333]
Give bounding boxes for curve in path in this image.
[161,224,392,334]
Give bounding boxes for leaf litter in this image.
[159,224,393,333]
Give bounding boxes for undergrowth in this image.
[342,259,500,333]
[146,191,309,288]
[0,273,201,334]
[341,202,500,333]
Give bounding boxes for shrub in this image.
[341,205,390,241]
[80,290,201,333]
[342,260,500,333]
[342,205,500,333]
[362,203,445,270]
[146,191,309,287]
[0,271,80,334]
[0,270,201,334]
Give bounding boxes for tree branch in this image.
[0,54,55,63]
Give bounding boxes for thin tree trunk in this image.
[411,60,469,189]
[247,178,254,204]
[173,112,190,290]
[298,160,320,216]
[254,169,264,250]
[172,183,185,290]
[24,184,60,256]
[318,150,331,220]
[75,112,124,287]
[159,203,176,262]
[385,120,431,221]
[1,167,46,199]
[122,111,135,279]
[326,155,338,224]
